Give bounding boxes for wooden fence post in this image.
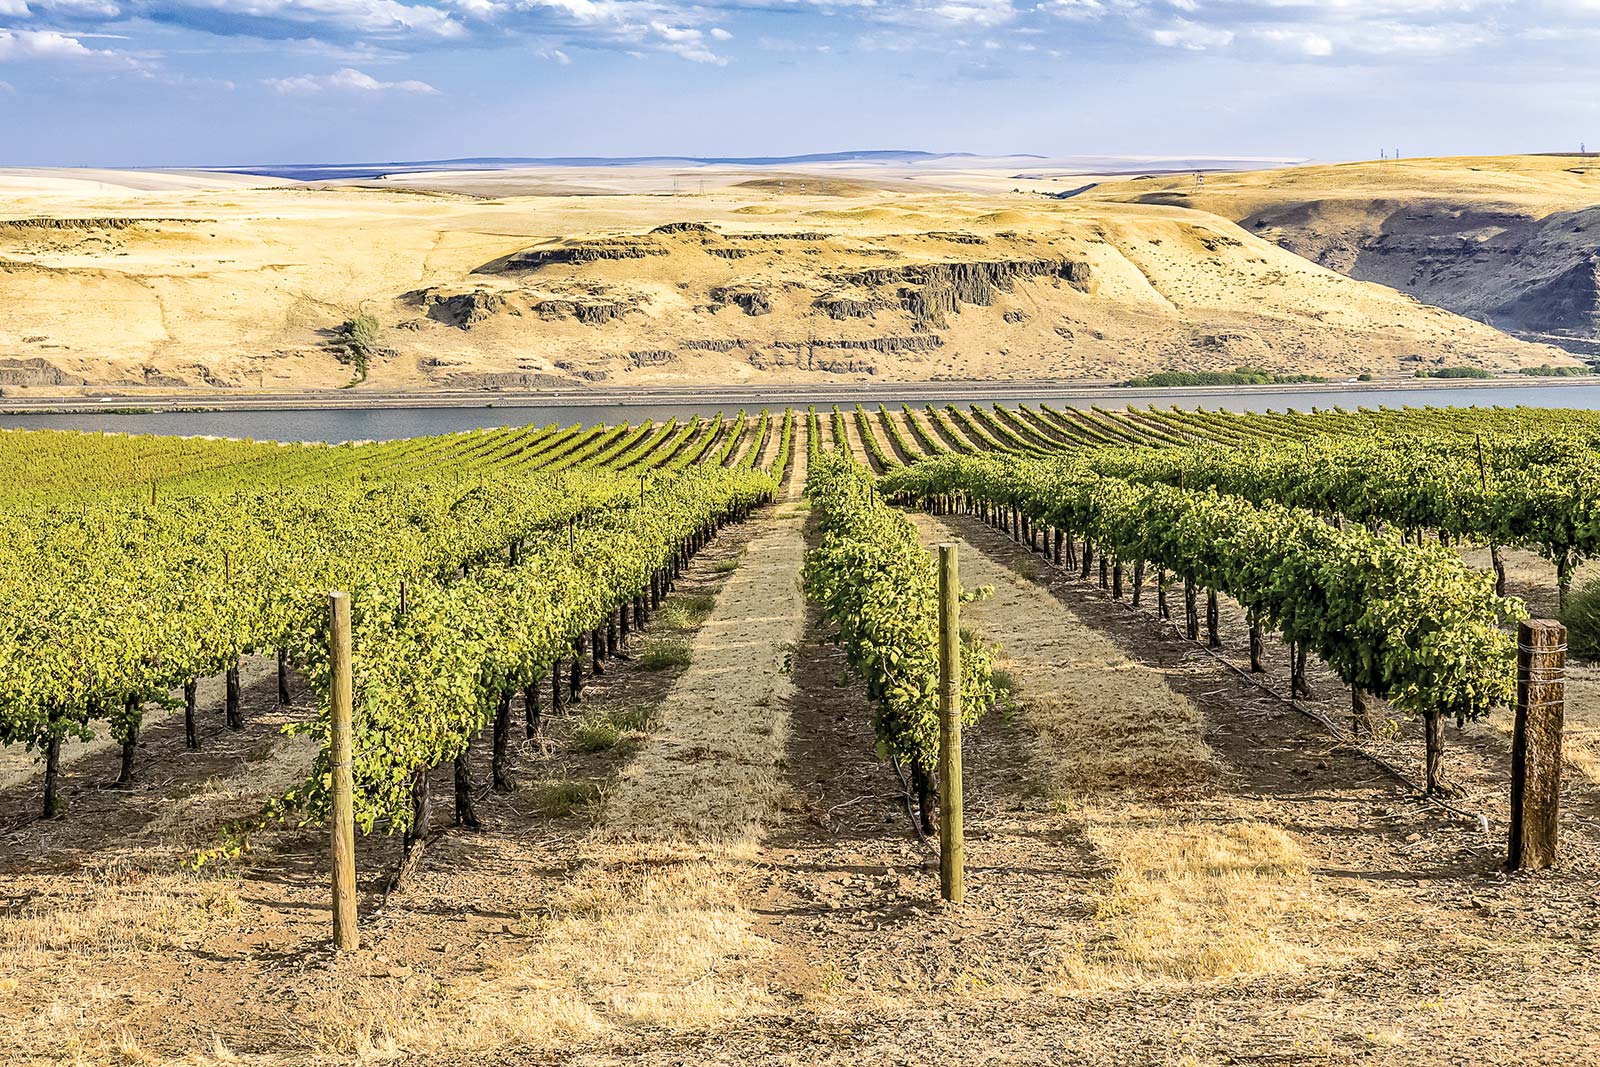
[1509,619,1565,870]
[328,591,358,951]
[937,543,965,905]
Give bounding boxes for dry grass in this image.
[908,513,1214,794]
[0,870,244,1066]
[1054,811,1338,989]
[306,852,771,1060]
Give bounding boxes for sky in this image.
[2,1,1599,167]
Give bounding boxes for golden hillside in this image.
[0,163,1573,393]
[1084,155,1600,354]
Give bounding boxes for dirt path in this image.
[573,505,1600,1065]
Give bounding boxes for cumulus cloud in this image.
[263,65,439,92]
[0,27,123,60]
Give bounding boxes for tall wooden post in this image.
[328,591,358,951]
[1509,619,1565,870]
[937,543,965,905]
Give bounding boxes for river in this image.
[4,381,1600,443]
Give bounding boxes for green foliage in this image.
[1118,366,1329,388]
[640,639,692,671]
[572,716,623,751]
[1561,578,1600,661]
[801,450,1000,774]
[1519,364,1592,377]
[1414,366,1493,379]
[656,594,716,628]
[532,777,602,816]
[884,454,1523,722]
[332,314,386,373]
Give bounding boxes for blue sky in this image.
[2,1,1599,166]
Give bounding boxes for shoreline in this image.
[5,375,1599,415]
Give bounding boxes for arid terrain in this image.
[0,155,1588,394]
[1084,154,1600,356]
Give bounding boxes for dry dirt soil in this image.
[2,425,1598,1067]
[0,157,1580,395]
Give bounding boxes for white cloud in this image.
[1253,27,1335,56]
[0,27,122,60]
[0,0,30,15]
[1150,18,1235,49]
[263,65,439,92]
[177,0,467,39]
[0,78,13,90]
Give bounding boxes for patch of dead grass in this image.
[1054,811,1344,989]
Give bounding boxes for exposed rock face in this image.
[772,335,943,353]
[0,356,83,386]
[709,284,773,316]
[424,290,507,329]
[627,349,677,368]
[501,238,667,271]
[827,258,1093,300]
[1239,201,1600,352]
[534,299,636,325]
[681,339,744,352]
[818,258,1092,332]
[650,222,717,235]
[0,217,182,231]
[813,294,889,320]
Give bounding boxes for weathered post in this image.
[184,679,199,750]
[937,543,965,905]
[1509,619,1566,870]
[328,591,358,952]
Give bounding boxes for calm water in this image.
[4,383,1600,443]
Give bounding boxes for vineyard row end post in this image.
[937,542,965,905]
[329,590,359,951]
[1509,618,1565,871]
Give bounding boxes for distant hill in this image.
[203,151,990,183]
[1084,155,1600,356]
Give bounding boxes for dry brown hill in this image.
[1084,155,1600,356]
[0,165,1573,393]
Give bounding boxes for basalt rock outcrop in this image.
[709,284,773,316]
[423,290,507,329]
[1239,201,1600,353]
[0,356,83,387]
[500,238,668,271]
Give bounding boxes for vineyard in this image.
[2,402,1599,1066]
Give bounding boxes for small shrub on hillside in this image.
[331,314,389,375]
